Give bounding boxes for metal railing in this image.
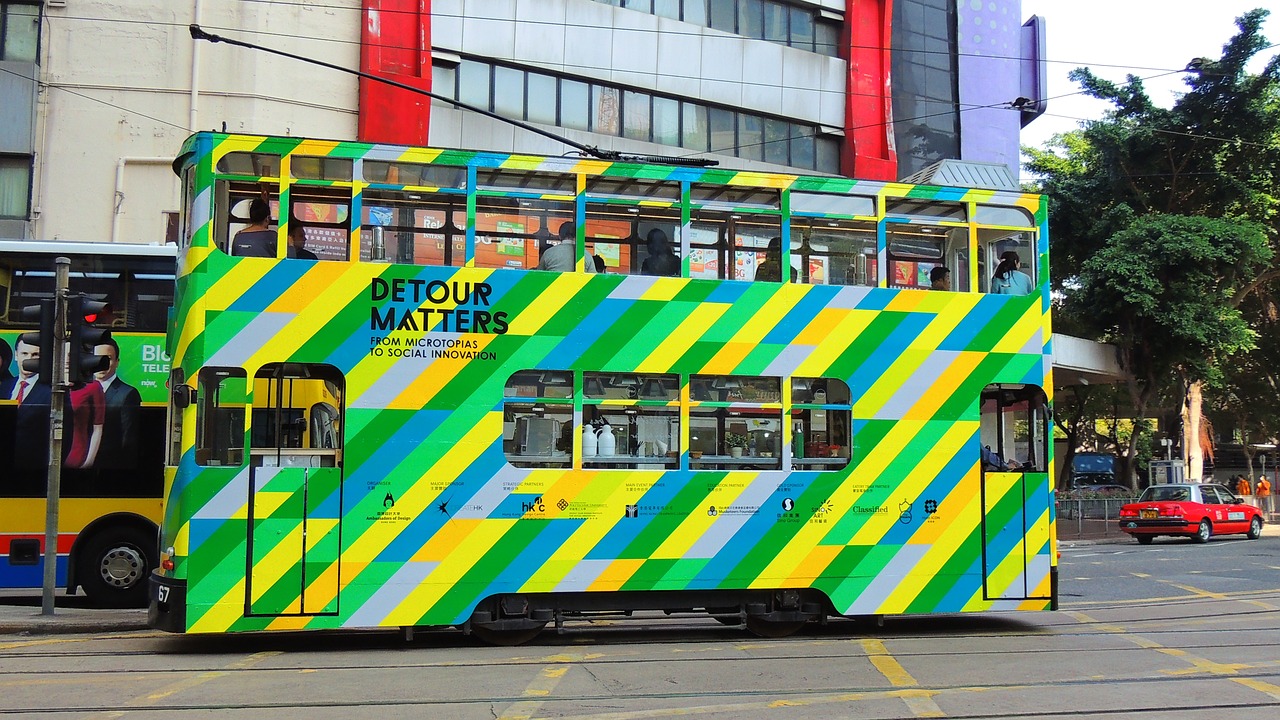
[1056,498,1133,539]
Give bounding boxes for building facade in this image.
[0,0,1043,246]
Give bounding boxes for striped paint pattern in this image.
[161,133,1055,633]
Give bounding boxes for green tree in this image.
[1025,9,1280,480]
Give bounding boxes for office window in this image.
[652,96,680,146]
[457,60,491,110]
[561,79,590,131]
[493,65,525,120]
[1,2,39,62]
[526,72,558,125]
[623,91,650,141]
[0,155,30,218]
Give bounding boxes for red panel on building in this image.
[843,0,897,181]
[359,0,433,145]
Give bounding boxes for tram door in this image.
[247,364,344,616]
[980,385,1052,601]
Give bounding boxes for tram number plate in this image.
[155,584,170,603]
[1140,509,1158,520]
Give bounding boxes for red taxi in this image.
[1119,483,1264,544]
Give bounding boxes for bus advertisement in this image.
[149,132,1054,643]
[0,242,174,607]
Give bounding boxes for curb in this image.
[0,608,148,636]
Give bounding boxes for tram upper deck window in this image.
[290,187,351,261]
[790,218,877,286]
[584,178,682,276]
[216,152,281,178]
[290,156,353,182]
[476,169,575,195]
[362,191,465,266]
[688,185,781,281]
[472,197,575,271]
[978,229,1036,293]
[363,160,466,190]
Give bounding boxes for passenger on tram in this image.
[537,221,598,273]
[231,199,277,258]
[640,228,680,277]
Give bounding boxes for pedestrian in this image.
[1257,475,1272,517]
[1236,474,1251,497]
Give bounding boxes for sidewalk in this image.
[0,601,147,636]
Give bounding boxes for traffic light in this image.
[68,294,112,384]
[16,300,54,381]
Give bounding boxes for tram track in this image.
[3,669,1280,716]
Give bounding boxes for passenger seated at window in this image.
[640,228,680,277]
[287,223,318,260]
[754,236,798,282]
[990,251,1033,295]
[231,198,277,258]
[929,266,951,291]
[537,220,598,273]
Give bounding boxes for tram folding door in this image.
[982,470,1052,601]
[247,365,343,616]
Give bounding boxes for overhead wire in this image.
[22,9,1280,161]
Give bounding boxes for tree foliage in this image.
[1025,9,1280,473]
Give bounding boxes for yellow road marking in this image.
[1233,677,1280,700]
[860,639,945,718]
[1157,580,1280,611]
[499,655,581,720]
[0,631,165,652]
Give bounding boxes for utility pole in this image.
[41,257,70,616]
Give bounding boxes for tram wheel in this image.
[744,615,807,638]
[469,622,547,646]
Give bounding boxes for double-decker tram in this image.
[1,241,174,607]
[150,132,1055,643]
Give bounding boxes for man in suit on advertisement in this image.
[93,338,141,470]
[2,337,52,474]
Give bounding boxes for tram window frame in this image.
[885,222,968,291]
[472,196,575,271]
[361,189,466,266]
[980,384,1049,473]
[288,184,353,261]
[979,229,1036,293]
[217,182,281,257]
[791,377,852,470]
[504,370,573,469]
[583,372,680,471]
[195,367,247,468]
[690,374,783,471]
[789,217,878,286]
[250,363,344,469]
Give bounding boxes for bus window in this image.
[504,370,572,468]
[195,368,246,467]
[250,364,343,468]
[980,385,1049,473]
[791,377,851,470]
[361,191,465,266]
[789,218,877,286]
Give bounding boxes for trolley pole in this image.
[41,257,70,616]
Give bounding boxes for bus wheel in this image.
[78,528,155,608]
[744,615,807,638]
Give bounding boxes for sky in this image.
[1017,1,1277,169]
